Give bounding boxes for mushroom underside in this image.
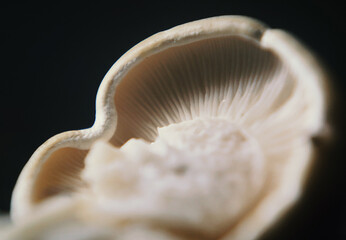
[27,34,321,239]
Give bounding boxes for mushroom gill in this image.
[111,36,296,145]
[7,16,328,240]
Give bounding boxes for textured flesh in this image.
[80,118,264,238]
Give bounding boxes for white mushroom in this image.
[5,16,330,240]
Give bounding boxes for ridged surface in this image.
[111,36,295,146]
[32,148,88,203]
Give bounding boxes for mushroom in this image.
[6,16,330,240]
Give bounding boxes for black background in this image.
[1,1,345,239]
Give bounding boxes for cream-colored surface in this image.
[6,15,328,240]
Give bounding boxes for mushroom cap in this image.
[10,16,330,240]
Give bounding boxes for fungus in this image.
[6,16,330,240]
